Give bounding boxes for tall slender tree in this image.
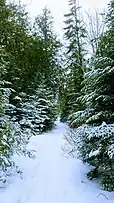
[33,7,60,94]
[60,0,86,121]
[65,1,114,191]
[106,0,114,29]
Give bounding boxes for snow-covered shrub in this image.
[64,124,88,159]
[65,123,114,191]
[8,84,56,136]
[32,85,56,131]
[0,82,56,183]
[0,92,3,113]
[68,55,114,128]
[68,108,92,128]
[0,119,32,185]
[0,48,17,177]
[82,56,114,125]
[0,89,32,184]
[0,67,32,183]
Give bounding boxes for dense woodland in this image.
[0,0,114,191]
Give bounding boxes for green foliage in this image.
[0,123,14,169]
[0,0,59,181]
[68,109,90,128]
[83,56,114,125]
[59,0,86,121]
[84,124,114,191]
[66,124,114,191]
[17,84,56,134]
[33,7,61,94]
[106,0,114,29]
[69,1,114,126]
[35,84,56,131]
[65,0,114,192]
[0,92,3,113]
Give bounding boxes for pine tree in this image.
[17,83,56,135]
[83,0,114,125]
[33,7,60,94]
[106,0,114,29]
[60,0,86,121]
[0,46,17,179]
[0,1,59,182]
[69,0,114,126]
[66,1,114,191]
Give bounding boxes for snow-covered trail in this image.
[0,121,114,203]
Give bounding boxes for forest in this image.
[0,0,114,193]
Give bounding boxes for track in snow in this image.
[0,121,114,203]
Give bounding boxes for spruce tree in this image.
[0,1,59,181]
[66,0,114,191]
[69,0,114,126]
[83,0,114,125]
[33,7,60,94]
[106,0,114,29]
[60,0,86,121]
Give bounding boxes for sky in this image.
[13,0,109,37]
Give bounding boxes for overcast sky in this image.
[14,0,109,37]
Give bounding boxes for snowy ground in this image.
[0,121,114,203]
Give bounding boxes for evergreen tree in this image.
[0,1,59,181]
[69,0,114,126]
[66,0,114,191]
[83,0,114,125]
[0,46,18,180]
[60,0,86,121]
[33,7,60,94]
[106,0,114,29]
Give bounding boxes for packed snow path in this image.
[0,121,114,203]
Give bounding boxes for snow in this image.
[89,149,100,158]
[108,144,114,159]
[0,121,114,203]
